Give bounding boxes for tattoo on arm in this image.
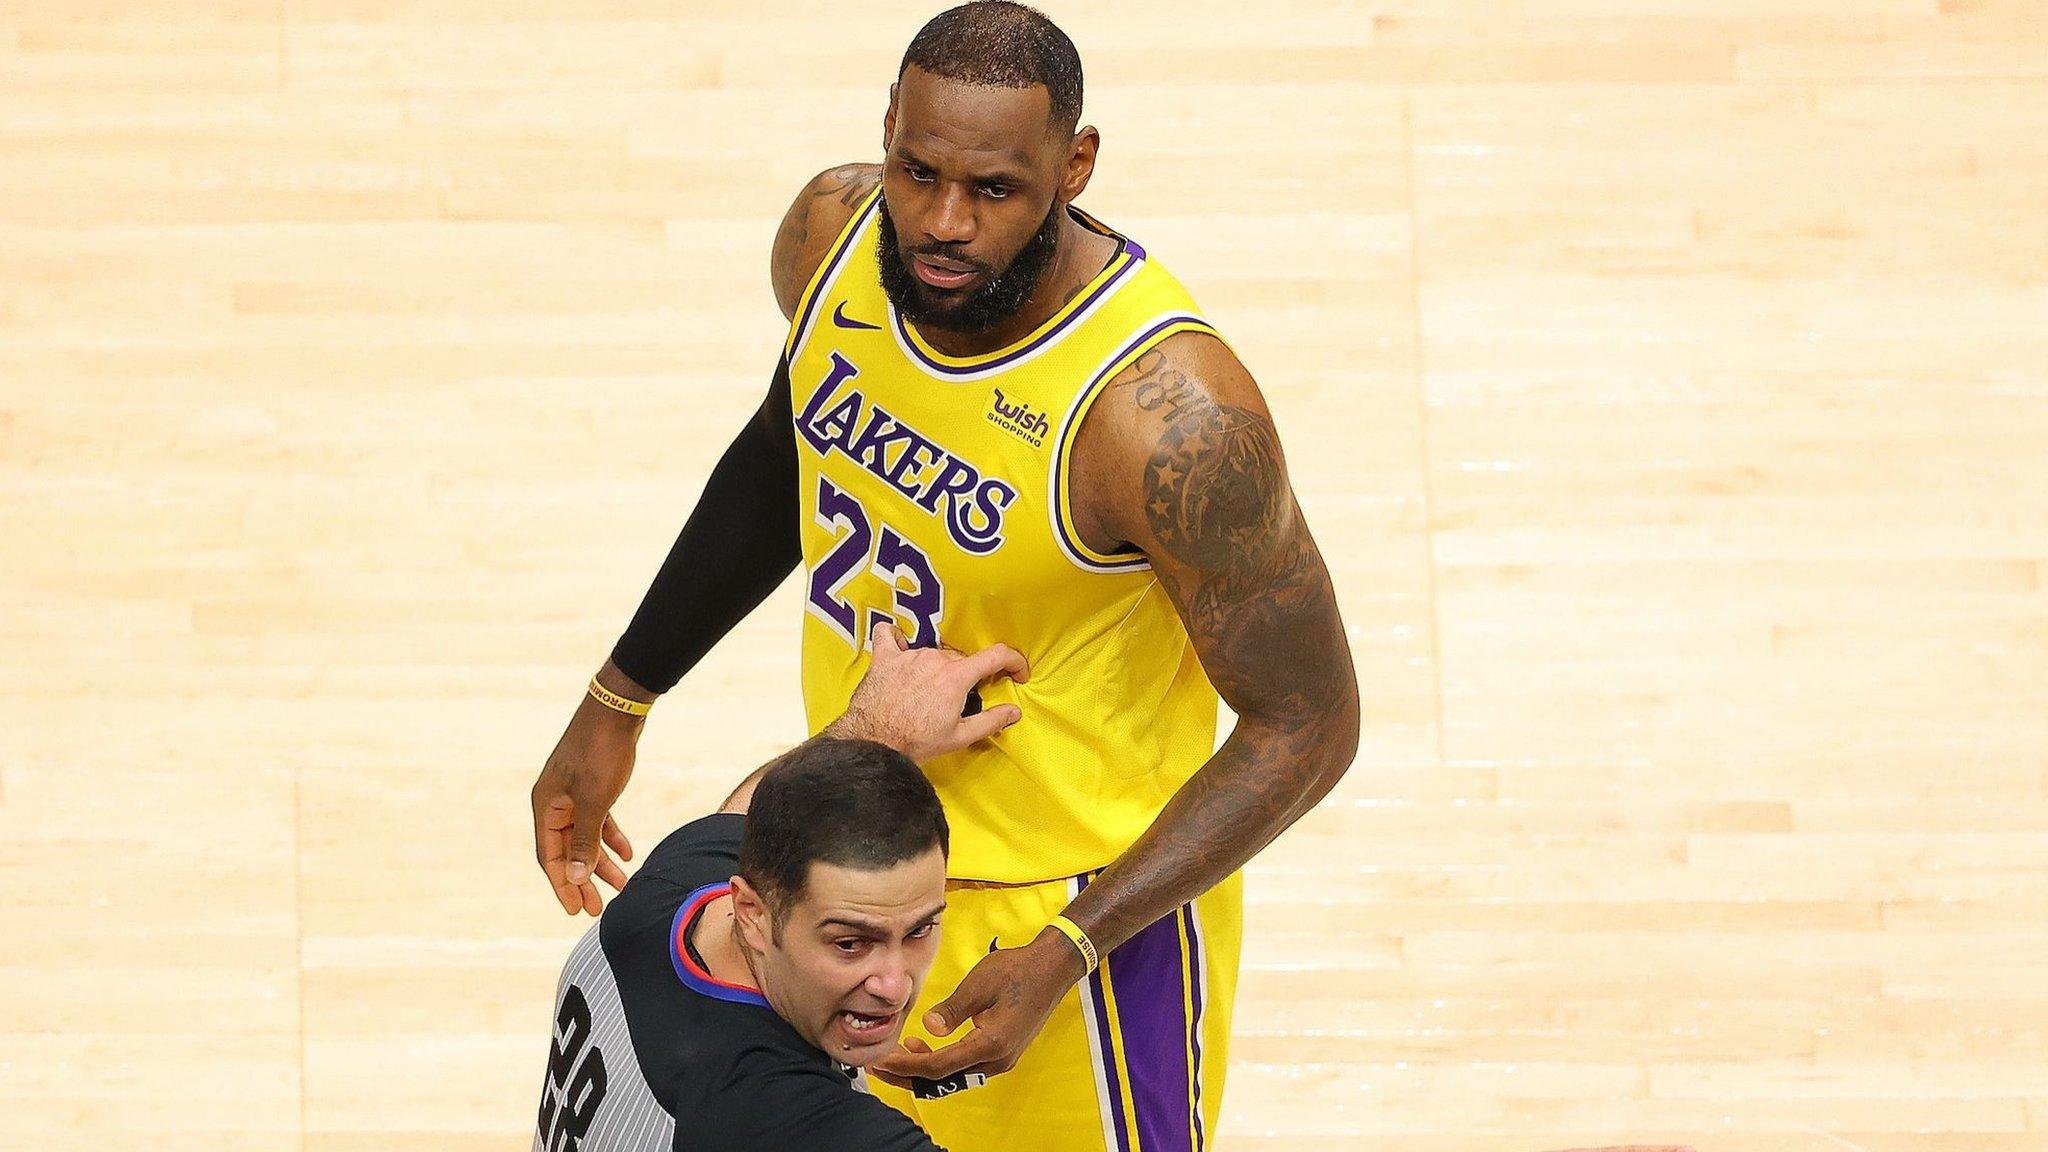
[1063,342,1360,954]
[770,204,811,283]
[1128,349,1206,424]
[771,164,881,317]
[828,163,881,208]
[1144,393,1353,753]
[1145,403,1289,575]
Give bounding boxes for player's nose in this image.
[924,184,974,244]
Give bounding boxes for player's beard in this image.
[876,192,1064,337]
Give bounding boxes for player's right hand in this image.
[531,697,640,916]
[829,621,1029,763]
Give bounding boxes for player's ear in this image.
[883,84,898,151]
[1060,125,1098,204]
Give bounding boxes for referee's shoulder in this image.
[679,1045,946,1152]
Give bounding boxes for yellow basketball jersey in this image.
[786,187,1224,883]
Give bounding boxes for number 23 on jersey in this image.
[805,475,946,651]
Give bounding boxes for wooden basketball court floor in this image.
[2,2,2045,1149]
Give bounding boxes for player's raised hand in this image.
[828,621,1029,763]
[531,675,644,916]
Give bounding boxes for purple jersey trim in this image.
[1077,873,1136,1151]
[785,186,885,363]
[1103,900,1199,1152]
[889,206,1145,377]
[1048,313,1219,573]
[1183,903,1209,1151]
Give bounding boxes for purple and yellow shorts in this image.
[870,869,1242,1152]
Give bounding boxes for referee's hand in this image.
[827,621,1029,763]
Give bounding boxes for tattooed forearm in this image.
[1072,547,1357,952]
[1071,692,1357,953]
[1062,339,1360,955]
[1069,505,1357,951]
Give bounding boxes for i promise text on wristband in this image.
[1047,914,1099,975]
[587,677,652,718]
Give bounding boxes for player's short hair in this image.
[899,1,1084,139]
[738,738,949,937]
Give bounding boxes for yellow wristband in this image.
[587,677,652,718]
[1047,914,1099,975]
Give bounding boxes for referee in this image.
[535,623,1027,1152]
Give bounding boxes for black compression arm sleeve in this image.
[608,356,801,695]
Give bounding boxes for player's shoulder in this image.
[1064,328,1289,563]
[1078,329,1273,472]
[771,162,883,321]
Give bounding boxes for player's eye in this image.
[902,164,934,183]
[833,938,866,954]
[978,185,1010,200]
[908,922,937,940]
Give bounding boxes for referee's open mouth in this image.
[837,1007,900,1044]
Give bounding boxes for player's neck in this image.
[911,218,1117,359]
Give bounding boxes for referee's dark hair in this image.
[900,1,1084,139]
[738,738,949,940]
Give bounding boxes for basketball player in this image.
[537,623,1024,1150]
[531,4,1360,1148]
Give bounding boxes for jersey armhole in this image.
[1048,312,1224,574]
[782,184,885,365]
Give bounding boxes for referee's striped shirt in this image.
[534,814,943,1151]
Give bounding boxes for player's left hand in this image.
[869,925,1088,1086]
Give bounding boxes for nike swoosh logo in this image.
[832,301,881,331]
[988,936,1000,954]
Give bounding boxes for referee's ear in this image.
[730,874,778,951]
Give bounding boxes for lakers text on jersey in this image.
[785,187,1230,884]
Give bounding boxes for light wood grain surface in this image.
[3,2,2045,1149]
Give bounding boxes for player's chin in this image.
[911,282,976,311]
